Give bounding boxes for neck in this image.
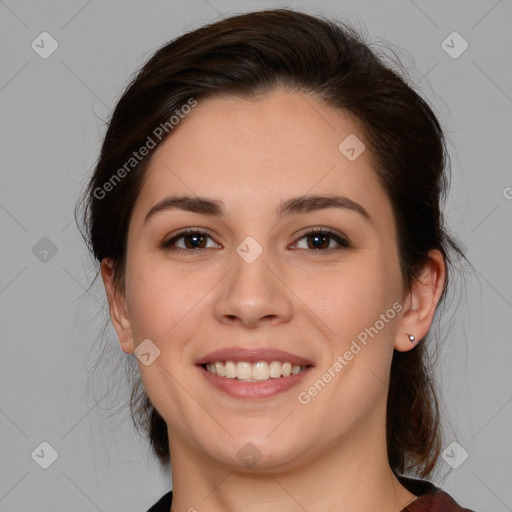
[167,402,417,512]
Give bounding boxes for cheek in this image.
[297,268,400,431]
[123,256,205,343]
[298,257,401,347]
[297,254,402,417]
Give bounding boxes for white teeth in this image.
[215,361,225,377]
[269,361,282,378]
[224,361,237,379]
[282,362,292,377]
[252,362,270,381]
[204,360,306,381]
[291,364,302,375]
[236,361,252,380]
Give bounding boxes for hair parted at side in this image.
[77,8,465,479]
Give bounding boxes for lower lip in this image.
[199,365,312,399]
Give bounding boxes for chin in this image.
[201,431,307,472]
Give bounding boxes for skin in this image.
[101,89,446,512]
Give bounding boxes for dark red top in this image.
[146,474,476,511]
[399,475,476,511]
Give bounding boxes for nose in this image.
[213,243,294,329]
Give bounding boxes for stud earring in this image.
[408,334,416,343]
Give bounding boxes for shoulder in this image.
[145,490,173,512]
[398,475,477,512]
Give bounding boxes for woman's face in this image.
[110,90,410,471]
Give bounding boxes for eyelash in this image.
[160,227,351,255]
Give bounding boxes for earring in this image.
[408,334,416,343]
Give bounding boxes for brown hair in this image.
[77,8,464,478]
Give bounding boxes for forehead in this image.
[132,90,392,226]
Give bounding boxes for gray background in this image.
[1,0,511,511]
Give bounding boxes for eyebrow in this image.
[144,194,372,224]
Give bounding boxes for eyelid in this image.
[161,226,351,252]
[162,227,221,250]
[293,226,346,239]
[291,226,351,249]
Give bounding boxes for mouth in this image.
[195,347,314,399]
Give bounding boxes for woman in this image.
[78,8,476,512]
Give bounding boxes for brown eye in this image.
[179,233,208,249]
[295,230,350,250]
[162,229,221,251]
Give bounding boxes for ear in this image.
[100,258,135,354]
[395,249,446,352]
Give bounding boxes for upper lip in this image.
[195,347,314,367]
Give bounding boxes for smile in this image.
[204,360,305,381]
